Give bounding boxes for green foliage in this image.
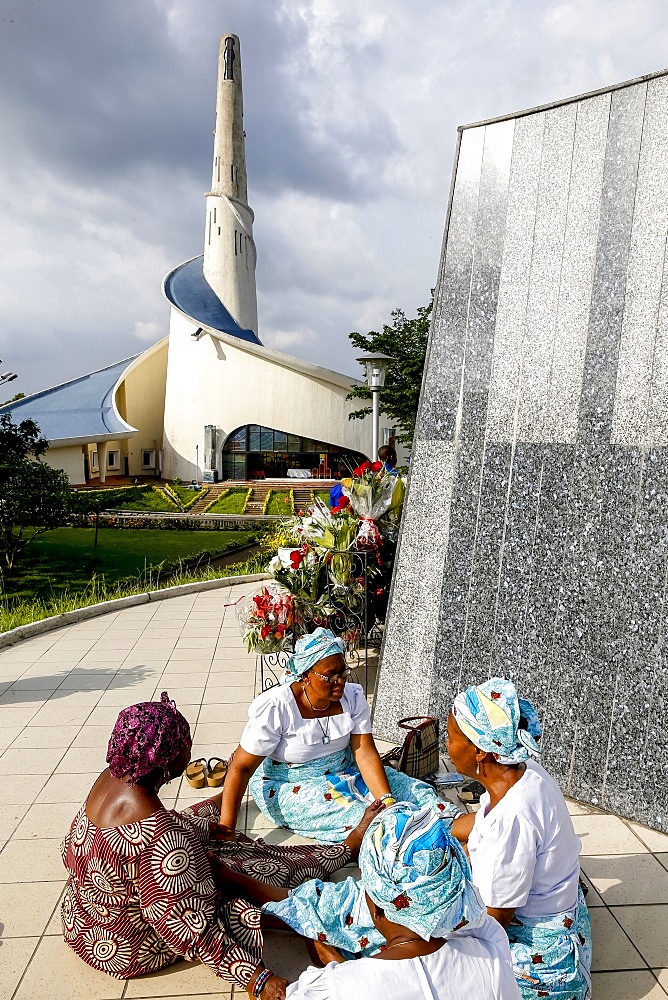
[314,490,331,507]
[168,482,209,511]
[0,527,260,601]
[263,490,294,516]
[0,460,72,571]
[203,487,251,515]
[0,549,271,634]
[0,412,48,471]
[116,486,178,513]
[347,295,433,447]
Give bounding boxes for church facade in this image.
[2,34,373,486]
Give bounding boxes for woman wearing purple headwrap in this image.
[61,693,376,1000]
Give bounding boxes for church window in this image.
[142,450,156,469]
[107,451,119,470]
[91,451,98,471]
[234,230,238,255]
[222,425,366,482]
[213,207,216,223]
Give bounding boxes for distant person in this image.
[328,467,349,509]
[378,444,398,475]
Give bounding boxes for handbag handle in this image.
[397,716,437,731]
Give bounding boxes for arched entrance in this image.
[221,424,366,480]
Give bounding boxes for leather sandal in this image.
[207,757,228,787]
[186,758,208,788]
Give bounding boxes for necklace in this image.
[302,684,332,744]
[382,936,426,952]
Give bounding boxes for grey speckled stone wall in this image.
[374,71,668,833]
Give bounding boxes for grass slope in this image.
[264,490,293,515]
[1,527,258,601]
[204,488,250,515]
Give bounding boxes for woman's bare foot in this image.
[343,800,384,859]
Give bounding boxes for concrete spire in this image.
[202,33,258,335]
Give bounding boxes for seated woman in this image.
[61,693,377,1000]
[447,678,592,1000]
[217,628,445,843]
[232,802,519,999]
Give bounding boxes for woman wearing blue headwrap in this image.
[447,679,592,1000]
[217,628,443,843]
[248,803,519,999]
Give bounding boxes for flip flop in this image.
[186,758,208,788]
[207,757,228,787]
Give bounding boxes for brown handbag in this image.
[380,716,440,781]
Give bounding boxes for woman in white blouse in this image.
[217,629,441,843]
[447,678,592,1000]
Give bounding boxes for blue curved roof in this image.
[164,256,262,345]
[0,357,137,443]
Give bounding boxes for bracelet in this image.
[251,968,273,997]
[379,794,396,806]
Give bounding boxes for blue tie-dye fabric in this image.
[249,745,454,843]
[452,677,542,765]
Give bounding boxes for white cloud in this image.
[3,0,668,397]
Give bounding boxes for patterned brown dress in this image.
[60,797,351,987]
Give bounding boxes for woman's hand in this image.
[246,968,289,1000]
[314,940,346,965]
[209,823,237,843]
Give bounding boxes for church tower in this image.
[203,34,258,335]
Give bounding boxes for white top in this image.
[286,916,520,1000]
[468,760,581,918]
[240,682,372,764]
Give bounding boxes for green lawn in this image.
[117,487,178,512]
[265,490,294,515]
[2,527,258,600]
[204,488,250,514]
[168,483,208,510]
[314,490,332,506]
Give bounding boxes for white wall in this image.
[116,340,168,477]
[162,309,373,480]
[43,446,85,485]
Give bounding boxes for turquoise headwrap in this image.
[452,677,542,765]
[281,627,346,685]
[359,802,486,940]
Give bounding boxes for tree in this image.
[69,488,143,552]
[346,295,432,448]
[0,412,48,471]
[0,460,72,571]
[0,413,71,571]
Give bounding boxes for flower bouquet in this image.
[342,461,397,549]
[237,583,299,654]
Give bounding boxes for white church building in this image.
[1,34,374,486]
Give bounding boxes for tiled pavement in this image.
[0,582,667,998]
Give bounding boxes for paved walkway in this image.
[0,582,667,998]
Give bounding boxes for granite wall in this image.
[374,71,668,832]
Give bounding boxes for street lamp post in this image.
[355,352,395,460]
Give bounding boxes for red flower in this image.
[491,691,501,700]
[563,917,573,929]
[345,914,353,926]
[371,461,383,473]
[332,496,350,511]
[531,954,544,964]
[392,892,410,910]
[353,461,371,476]
[292,785,301,794]
[317,933,327,942]
[290,550,303,569]
[324,793,332,801]
[359,936,369,948]
[297,509,304,516]
[268,789,276,798]
[260,625,270,640]
[437,802,446,811]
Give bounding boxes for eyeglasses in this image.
[310,667,351,684]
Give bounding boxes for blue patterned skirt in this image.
[248,744,442,842]
[508,887,592,999]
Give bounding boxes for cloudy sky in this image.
[1,0,667,395]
